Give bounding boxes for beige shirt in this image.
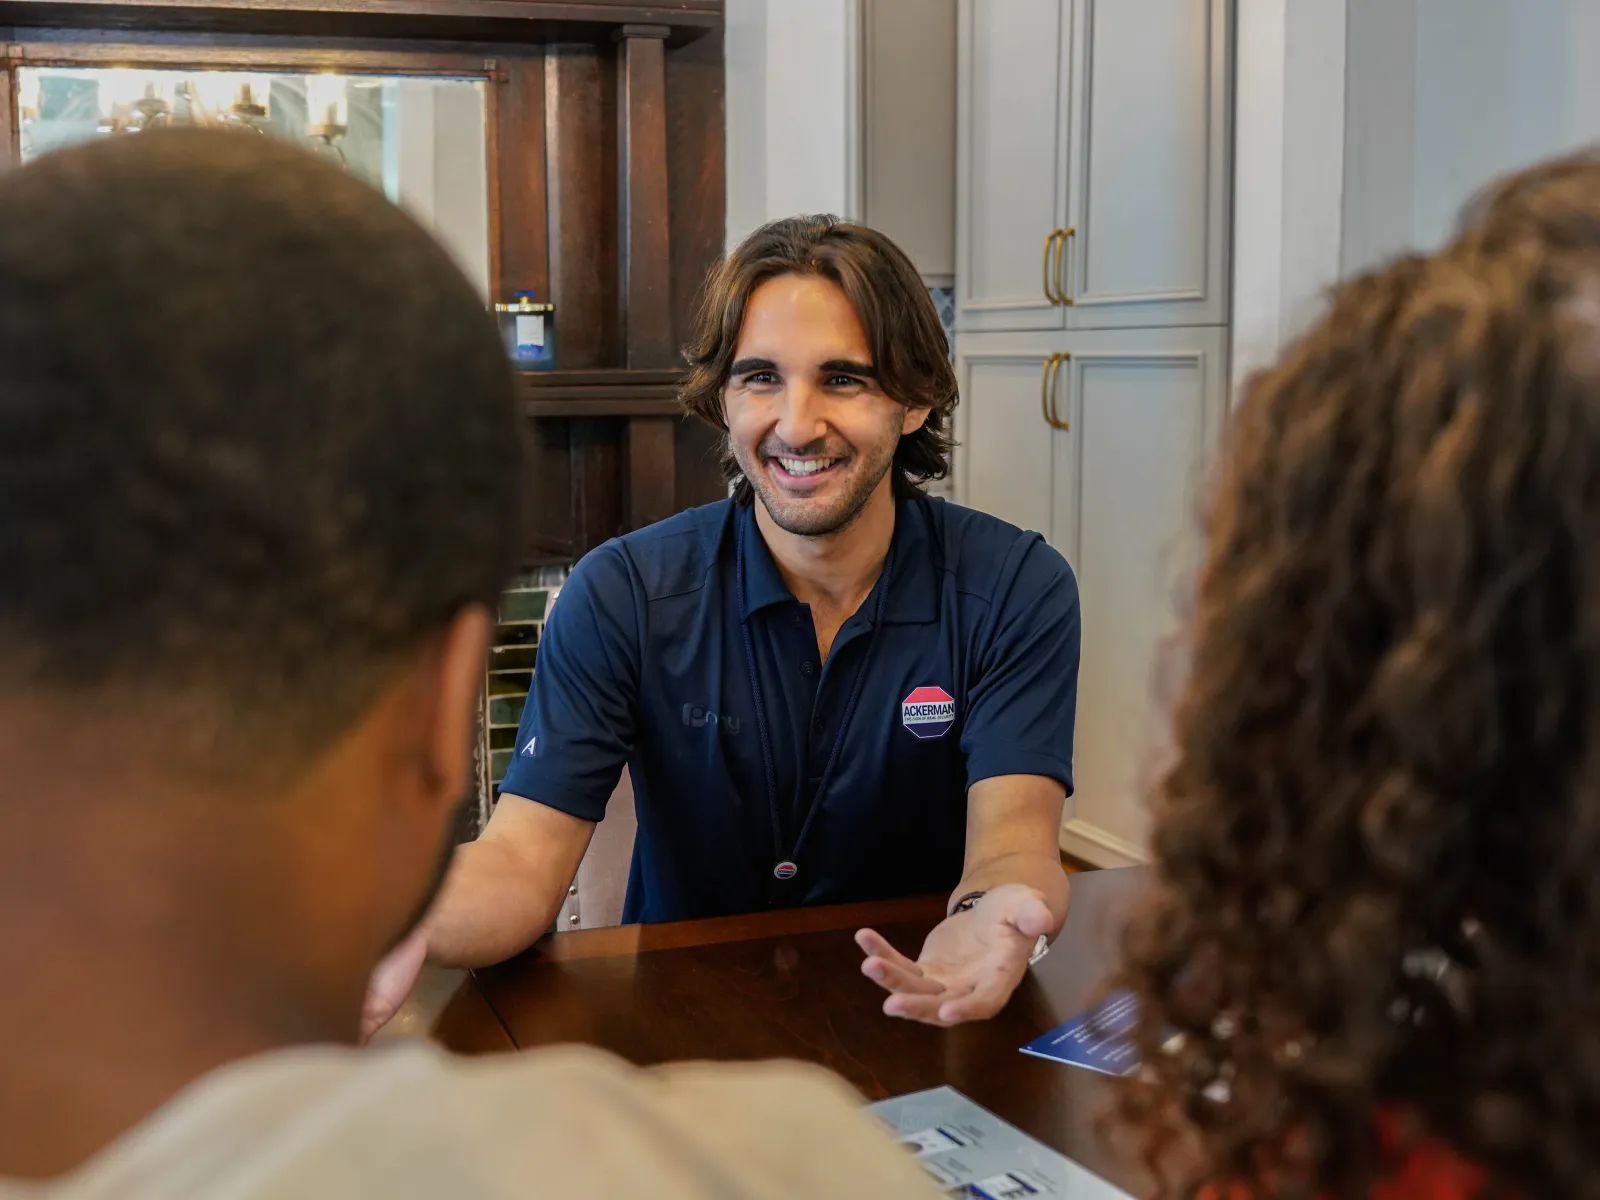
[0,1043,940,1198]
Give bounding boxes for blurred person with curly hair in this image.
[1112,151,1600,1198]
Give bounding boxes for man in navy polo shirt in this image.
[366,216,1081,1032]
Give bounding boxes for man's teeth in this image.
[776,457,838,477]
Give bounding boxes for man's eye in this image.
[743,371,779,385]
[826,374,865,388]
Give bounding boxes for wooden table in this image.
[433,867,1152,1192]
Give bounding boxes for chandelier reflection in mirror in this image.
[18,67,365,169]
[15,66,493,299]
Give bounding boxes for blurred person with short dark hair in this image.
[0,130,935,1198]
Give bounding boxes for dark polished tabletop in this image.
[433,866,1152,1192]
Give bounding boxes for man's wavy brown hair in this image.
[1112,152,1600,1198]
[679,215,957,503]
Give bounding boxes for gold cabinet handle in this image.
[1041,230,1064,304]
[1050,352,1071,428]
[1054,226,1075,306]
[1040,353,1071,430]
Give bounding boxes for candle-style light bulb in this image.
[305,73,349,139]
[234,74,273,119]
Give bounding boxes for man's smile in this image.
[766,453,847,489]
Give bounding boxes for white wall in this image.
[1341,0,1418,274]
[1242,0,1600,387]
[1342,0,1600,277]
[1412,0,1569,249]
[860,0,957,284]
[1230,0,1347,392]
[724,0,858,248]
[724,0,768,245]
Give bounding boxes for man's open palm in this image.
[855,883,1056,1026]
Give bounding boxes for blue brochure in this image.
[1019,988,1144,1077]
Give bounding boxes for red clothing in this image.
[1366,1138,1486,1199]
[1201,1114,1488,1199]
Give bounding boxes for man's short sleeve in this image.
[498,543,640,823]
[960,537,1081,793]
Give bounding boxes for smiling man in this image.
[369,216,1082,1032]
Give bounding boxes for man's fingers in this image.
[860,955,943,995]
[936,983,1010,1025]
[358,930,429,1043]
[883,990,956,1025]
[876,968,1008,1026]
[358,995,396,1045]
[855,927,920,972]
[369,929,428,1001]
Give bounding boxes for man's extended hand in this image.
[358,928,429,1044]
[855,883,1056,1026]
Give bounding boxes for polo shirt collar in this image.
[734,497,939,625]
[736,500,795,618]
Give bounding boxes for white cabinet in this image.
[956,0,1232,333]
[956,327,1227,865]
[954,0,1069,330]
[956,0,1233,865]
[956,347,1062,539]
[1049,329,1225,864]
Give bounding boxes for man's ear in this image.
[902,405,932,436]
[422,605,492,817]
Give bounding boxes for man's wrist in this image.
[949,889,987,917]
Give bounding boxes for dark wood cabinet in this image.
[0,0,728,566]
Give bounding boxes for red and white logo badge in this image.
[902,686,956,740]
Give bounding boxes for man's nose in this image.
[771,382,828,450]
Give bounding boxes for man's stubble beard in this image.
[738,439,898,538]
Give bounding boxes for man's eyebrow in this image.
[729,357,776,375]
[819,359,878,378]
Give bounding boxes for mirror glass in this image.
[16,67,491,295]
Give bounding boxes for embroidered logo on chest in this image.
[681,703,740,735]
[901,686,956,740]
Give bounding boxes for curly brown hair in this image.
[1112,151,1600,1198]
[678,215,957,503]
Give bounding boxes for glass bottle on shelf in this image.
[493,291,556,371]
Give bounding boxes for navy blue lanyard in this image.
[736,525,893,882]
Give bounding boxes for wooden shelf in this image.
[516,368,685,418]
[0,0,721,42]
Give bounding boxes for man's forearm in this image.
[950,851,1072,936]
[420,838,567,969]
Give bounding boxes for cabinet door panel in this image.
[955,347,1062,542]
[955,0,1071,333]
[1055,328,1226,865]
[1065,0,1231,328]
